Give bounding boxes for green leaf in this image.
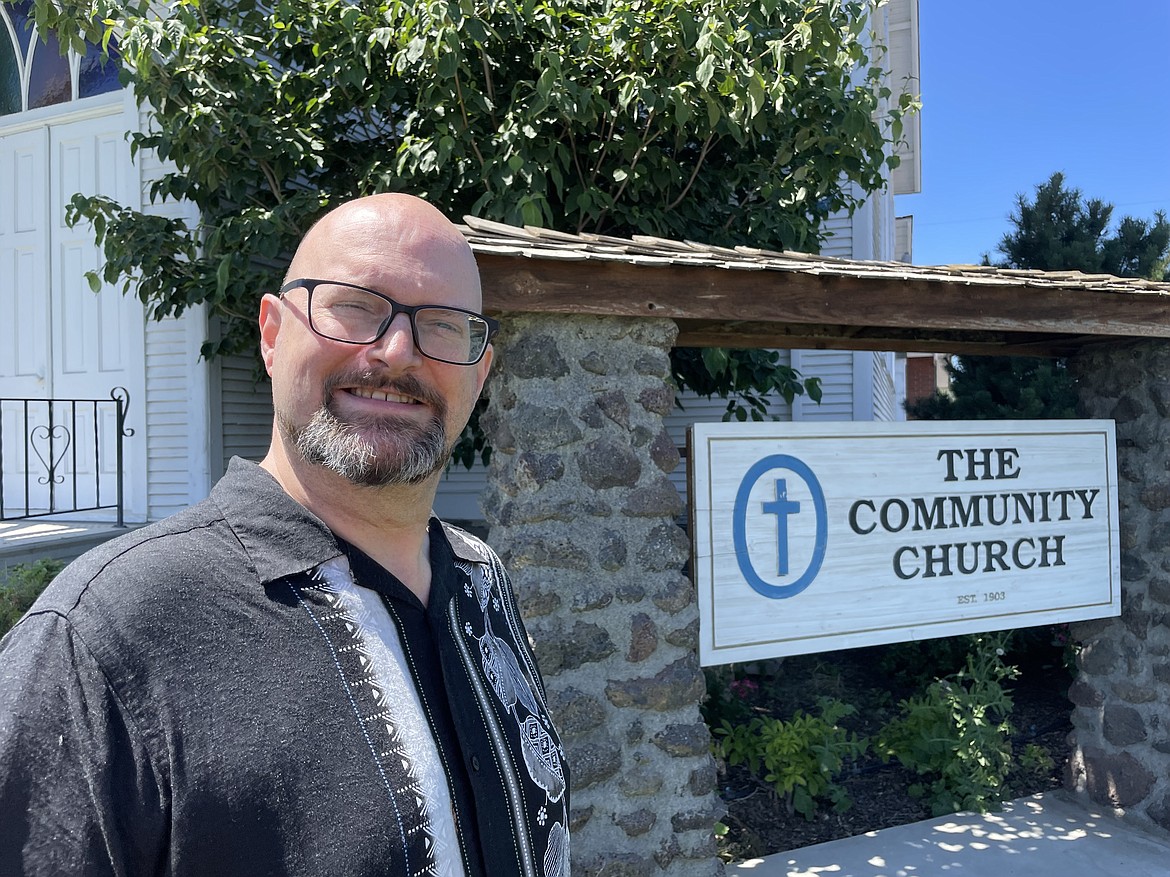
[696,54,715,88]
[436,49,459,78]
[536,66,556,100]
[215,255,232,296]
[700,347,729,376]
[405,36,426,64]
[747,75,765,117]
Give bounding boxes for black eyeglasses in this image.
[279,279,498,366]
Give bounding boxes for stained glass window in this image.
[0,36,18,116]
[27,30,70,109]
[7,1,33,57]
[78,39,121,98]
[0,1,123,117]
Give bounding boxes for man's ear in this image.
[258,294,282,376]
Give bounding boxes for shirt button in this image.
[471,755,481,772]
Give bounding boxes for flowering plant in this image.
[729,678,760,700]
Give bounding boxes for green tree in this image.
[907,356,1078,421]
[997,172,1170,279]
[33,0,913,428]
[908,173,1170,421]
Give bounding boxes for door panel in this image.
[52,118,139,393]
[48,115,144,518]
[0,127,50,396]
[0,127,50,513]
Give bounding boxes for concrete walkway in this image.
[0,519,134,573]
[730,791,1170,877]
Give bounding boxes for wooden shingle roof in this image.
[460,216,1170,357]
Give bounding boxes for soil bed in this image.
[709,635,1074,860]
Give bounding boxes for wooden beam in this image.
[478,255,1170,346]
[670,320,1118,357]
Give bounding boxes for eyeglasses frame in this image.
[278,278,499,366]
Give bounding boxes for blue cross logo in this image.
[763,479,801,575]
[732,454,827,599]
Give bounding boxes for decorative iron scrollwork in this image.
[1,386,135,523]
[111,386,135,437]
[30,424,71,486]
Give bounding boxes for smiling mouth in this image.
[346,387,423,405]
[322,370,446,418]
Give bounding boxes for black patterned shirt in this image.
[0,458,570,877]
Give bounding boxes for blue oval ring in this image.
[732,454,827,599]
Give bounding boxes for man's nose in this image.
[365,312,421,365]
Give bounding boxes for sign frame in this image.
[690,420,1120,666]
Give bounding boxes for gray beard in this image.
[280,374,449,487]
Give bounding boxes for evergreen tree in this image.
[908,173,1170,421]
[997,172,1169,279]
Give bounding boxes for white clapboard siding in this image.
[820,212,854,260]
[433,465,490,523]
[134,98,212,518]
[144,316,203,518]
[888,0,921,197]
[895,215,913,264]
[872,351,899,422]
[213,353,274,473]
[792,350,856,421]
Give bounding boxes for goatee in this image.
[280,371,449,486]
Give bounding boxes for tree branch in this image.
[258,160,283,205]
[592,107,656,232]
[589,111,617,185]
[479,49,498,129]
[666,132,715,211]
[453,70,488,175]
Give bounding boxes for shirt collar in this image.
[211,457,343,584]
[210,457,489,583]
[440,520,492,565]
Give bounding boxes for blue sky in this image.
[899,1,1170,267]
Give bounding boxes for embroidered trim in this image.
[288,576,416,877]
[449,596,538,877]
[294,557,466,877]
[450,538,571,877]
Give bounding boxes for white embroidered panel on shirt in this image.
[306,556,467,877]
[453,556,570,877]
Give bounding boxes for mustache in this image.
[285,368,451,486]
[321,369,447,415]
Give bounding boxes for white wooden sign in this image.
[690,420,1120,666]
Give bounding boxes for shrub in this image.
[714,697,867,820]
[876,634,1017,816]
[876,634,983,689]
[702,666,756,728]
[0,559,64,637]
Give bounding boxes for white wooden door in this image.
[0,127,51,397]
[0,127,52,514]
[48,114,145,519]
[0,111,145,519]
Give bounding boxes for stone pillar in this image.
[1067,341,1170,831]
[482,314,722,877]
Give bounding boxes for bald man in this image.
[0,195,569,877]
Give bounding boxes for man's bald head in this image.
[286,193,482,311]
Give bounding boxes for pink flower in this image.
[729,678,759,700]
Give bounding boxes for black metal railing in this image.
[0,388,134,526]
